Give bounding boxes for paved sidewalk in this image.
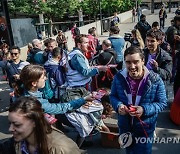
[0,8,180,154]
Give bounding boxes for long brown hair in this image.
[131,29,145,49]
[9,96,52,154]
[14,65,45,96]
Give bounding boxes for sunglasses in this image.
[11,53,19,56]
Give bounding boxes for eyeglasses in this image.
[11,53,19,56]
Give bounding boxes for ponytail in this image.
[12,79,24,97]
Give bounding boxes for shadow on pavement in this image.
[156,109,180,130]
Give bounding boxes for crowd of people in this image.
[0,5,180,154]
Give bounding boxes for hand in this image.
[96,65,108,72]
[118,104,129,115]
[13,74,20,80]
[150,59,158,68]
[128,105,144,117]
[82,101,92,108]
[83,93,95,102]
[174,35,180,41]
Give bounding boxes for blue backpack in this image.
[41,65,66,99]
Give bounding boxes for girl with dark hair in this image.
[13,64,93,115]
[8,96,83,154]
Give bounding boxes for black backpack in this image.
[74,27,80,36]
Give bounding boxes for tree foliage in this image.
[8,0,79,19]
[8,0,134,20]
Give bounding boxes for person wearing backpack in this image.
[0,46,29,88]
[71,23,80,40]
[44,47,66,100]
[43,39,58,62]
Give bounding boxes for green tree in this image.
[8,0,79,20]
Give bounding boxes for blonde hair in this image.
[132,29,145,49]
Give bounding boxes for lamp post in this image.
[151,0,155,13]
[169,0,172,13]
[0,0,14,46]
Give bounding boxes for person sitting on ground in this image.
[3,96,83,154]
[13,64,94,115]
[108,26,125,69]
[130,29,145,49]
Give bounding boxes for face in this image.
[146,36,160,53]
[36,72,46,89]
[48,41,57,52]
[132,33,136,39]
[58,31,63,36]
[11,49,20,61]
[35,41,43,50]
[79,37,89,52]
[8,112,35,142]
[176,20,180,26]
[125,53,144,79]
[152,26,160,31]
[141,17,146,22]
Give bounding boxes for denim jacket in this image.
[110,68,167,135]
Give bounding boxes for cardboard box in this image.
[100,123,120,148]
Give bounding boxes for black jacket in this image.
[144,47,172,81]
[0,138,16,154]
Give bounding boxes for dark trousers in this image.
[160,18,165,29]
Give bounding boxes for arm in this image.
[71,54,98,77]
[39,97,86,115]
[54,67,65,86]
[110,75,124,112]
[153,53,172,80]
[141,78,167,117]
